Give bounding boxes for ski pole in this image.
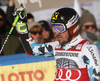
[0,15,19,54]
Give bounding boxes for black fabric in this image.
[20,34,33,55]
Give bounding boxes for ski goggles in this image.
[52,23,66,33]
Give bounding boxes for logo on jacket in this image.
[87,47,98,66]
[55,52,79,57]
[55,68,81,80]
[76,44,82,50]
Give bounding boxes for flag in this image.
[73,0,82,17]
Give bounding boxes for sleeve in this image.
[6,4,19,36]
[82,44,100,81]
[6,4,15,24]
[19,34,33,55]
[26,37,58,57]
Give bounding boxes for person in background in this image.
[80,9,97,33]
[80,8,100,54]
[38,20,55,43]
[0,8,7,55]
[0,8,23,55]
[27,13,34,23]
[28,22,43,43]
[80,9,99,44]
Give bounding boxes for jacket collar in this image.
[63,34,84,50]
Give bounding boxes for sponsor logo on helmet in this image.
[52,12,59,20]
[66,14,79,28]
[73,25,79,33]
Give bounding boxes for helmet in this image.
[51,7,80,36]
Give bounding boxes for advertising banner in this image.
[0,53,56,81]
[0,60,56,81]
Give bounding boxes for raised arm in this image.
[12,5,33,55]
[13,6,58,56]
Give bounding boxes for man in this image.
[27,13,34,23]
[80,9,97,33]
[13,7,100,81]
[79,9,98,44]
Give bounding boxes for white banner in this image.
[15,0,95,12]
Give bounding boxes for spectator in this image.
[80,9,97,33]
[0,8,7,33]
[0,8,23,55]
[0,8,7,55]
[80,9,99,44]
[28,22,43,43]
[80,8,100,54]
[27,13,34,23]
[95,29,100,54]
[38,20,55,43]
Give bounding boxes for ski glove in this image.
[13,6,28,34]
[13,5,27,22]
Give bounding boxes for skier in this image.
[13,6,100,81]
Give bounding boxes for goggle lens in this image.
[52,24,66,33]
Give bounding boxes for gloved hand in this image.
[13,5,28,34]
[13,5,27,22]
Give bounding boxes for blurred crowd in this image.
[0,0,100,56]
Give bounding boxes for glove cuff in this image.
[16,22,28,34]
